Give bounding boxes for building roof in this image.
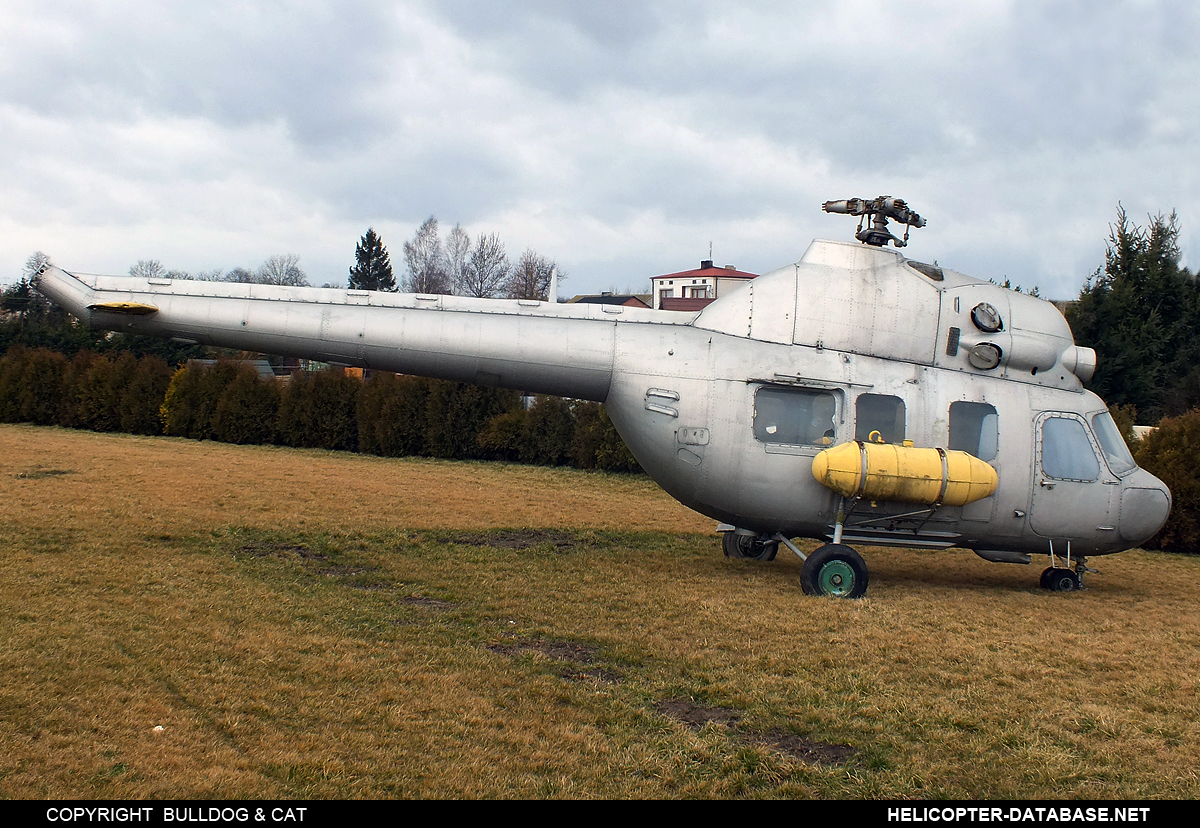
[652,260,758,282]
[567,294,651,308]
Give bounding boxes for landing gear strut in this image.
[720,525,870,598]
[1040,541,1092,592]
[771,506,870,598]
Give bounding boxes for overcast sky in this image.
[2,1,1197,299]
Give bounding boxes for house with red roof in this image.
[651,260,758,311]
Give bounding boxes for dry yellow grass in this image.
[0,423,712,536]
[2,423,1199,799]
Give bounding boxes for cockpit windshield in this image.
[1091,411,1137,476]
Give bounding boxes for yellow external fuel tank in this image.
[811,441,998,507]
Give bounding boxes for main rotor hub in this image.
[822,196,927,248]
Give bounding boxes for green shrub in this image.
[0,348,20,422]
[58,351,101,428]
[0,347,28,422]
[1135,408,1200,554]
[520,396,574,465]
[0,347,71,425]
[76,352,141,432]
[212,367,280,445]
[120,356,173,435]
[23,348,69,425]
[159,361,246,439]
[423,380,519,460]
[190,362,243,440]
[358,372,430,457]
[276,369,359,451]
[570,401,641,472]
[160,365,202,437]
[476,406,527,462]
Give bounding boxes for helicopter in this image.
[32,197,1171,598]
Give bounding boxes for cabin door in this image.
[1029,412,1117,543]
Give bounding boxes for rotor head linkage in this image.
[822,196,927,248]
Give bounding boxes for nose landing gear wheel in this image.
[1041,567,1080,592]
[801,543,868,598]
[722,532,779,561]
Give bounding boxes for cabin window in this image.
[753,387,837,446]
[1040,415,1100,482]
[949,401,999,462]
[855,394,905,443]
[1091,411,1137,476]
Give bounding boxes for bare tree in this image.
[129,259,166,279]
[446,223,470,294]
[223,267,255,283]
[23,251,53,278]
[458,232,509,298]
[403,216,450,294]
[505,248,560,300]
[4,253,54,317]
[256,254,309,286]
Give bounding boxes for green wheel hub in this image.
[816,560,857,596]
[800,543,869,599]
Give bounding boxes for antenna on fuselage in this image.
[822,196,926,248]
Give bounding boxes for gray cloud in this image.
[2,1,1197,299]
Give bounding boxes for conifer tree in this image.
[348,228,396,292]
[1067,207,1200,423]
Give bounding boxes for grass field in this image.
[2,423,1199,799]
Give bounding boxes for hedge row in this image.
[0,347,641,473]
[0,346,172,434]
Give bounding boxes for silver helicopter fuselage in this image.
[34,238,1171,565]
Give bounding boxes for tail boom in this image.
[32,267,690,402]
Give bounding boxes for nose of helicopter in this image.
[1117,468,1172,547]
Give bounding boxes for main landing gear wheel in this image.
[801,543,869,599]
[722,532,779,561]
[1041,567,1080,592]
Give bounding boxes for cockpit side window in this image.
[949,401,999,461]
[855,394,905,443]
[753,387,837,446]
[1091,411,1137,476]
[1040,415,1101,482]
